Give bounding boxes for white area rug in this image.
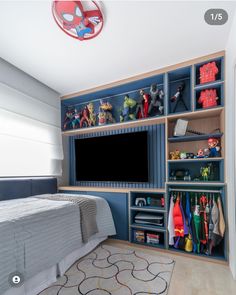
[39,244,175,295]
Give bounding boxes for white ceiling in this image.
[0,1,235,96]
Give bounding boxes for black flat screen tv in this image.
[75,131,149,182]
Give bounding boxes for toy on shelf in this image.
[120,95,137,122]
[71,108,81,129]
[196,149,207,158]
[169,169,191,181]
[136,89,150,119]
[135,198,147,207]
[198,89,219,109]
[180,152,187,159]
[148,84,164,116]
[200,165,211,181]
[207,138,221,157]
[170,82,188,113]
[186,152,195,159]
[98,100,116,125]
[63,107,75,130]
[170,150,181,160]
[199,61,219,84]
[87,103,96,126]
[174,119,205,137]
[80,105,90,128]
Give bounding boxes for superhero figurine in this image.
[98,100,115,125]
[120,95,137,122]
[208,138,220,157]
[170,82,188,113]
[87,103,96,126]
[80,105,90,128]
[53,1,103,40]
[71,108,81,129]
[200,166,211,181]
[136,89,150,119]
[148,84,164,116]
[63,107,75,130]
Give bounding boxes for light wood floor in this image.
[104,239,236,295]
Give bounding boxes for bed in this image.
[0,178,116,295]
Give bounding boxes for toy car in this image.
[169,169,191,181]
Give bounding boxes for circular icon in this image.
[204,9,228,25]
[8,272,24,288]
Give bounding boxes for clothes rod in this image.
[169,188,222,193]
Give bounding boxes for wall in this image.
[226,11,236,279]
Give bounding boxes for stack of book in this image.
[134,230,145,243]
[146,233,160,245]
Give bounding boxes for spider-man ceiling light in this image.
[52,1,103,41]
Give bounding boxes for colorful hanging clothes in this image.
[168,196,175,246]
[173,196,184,237]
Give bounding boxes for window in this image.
[0,82,63,176]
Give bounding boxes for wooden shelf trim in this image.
[168,157,224,162]
[59,186,166,193]
[61,51,225,100]
[168,132,223,143]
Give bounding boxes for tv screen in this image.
[75,131,149,182]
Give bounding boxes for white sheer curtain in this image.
[0,82,63,176]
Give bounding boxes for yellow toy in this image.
[170,150,181,160]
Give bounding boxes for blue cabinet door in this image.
[86,192,128,241]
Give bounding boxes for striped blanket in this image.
[37,194,98,243]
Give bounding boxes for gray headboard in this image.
[0,178,57,201]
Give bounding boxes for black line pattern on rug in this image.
[39,245,174,295]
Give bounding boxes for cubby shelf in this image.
[130,224,166,232]
[130,206,166,213]
[168,132,223,143]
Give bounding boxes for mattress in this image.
[0,194,116,294]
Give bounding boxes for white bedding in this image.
[0,194,116,294]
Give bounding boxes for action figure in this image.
[136,89,150,119]
[148,84,164,116]
[208,138,220,157]
[71,109,81,129]
[120,95,137,122]
[170,82,188,113]
[98,100,115,125]
[201,166,211,181]
[63,107,75,130]
[80,105,90,128]
[87,103,96,126]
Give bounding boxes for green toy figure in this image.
[200,166,211,181]
[120,94,137,122]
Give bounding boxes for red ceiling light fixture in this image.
[52,1,104,41]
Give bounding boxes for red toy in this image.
[198,89,218,109]
[80,106,90,128]
[136,89,150,119]
[199,61,219,84]
[52,1,103,41]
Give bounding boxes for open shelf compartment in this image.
[167,184,227,260]
[167,66,192,115]
[130,227,166,249]
[194,57,224,87]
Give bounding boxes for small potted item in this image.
[148,84,164,116]
[136,89,150,119]
[198,89,219,109]
[120,95,137,122]
[170,82,188,113]
[170,150,181,160]
[207,138,221,157]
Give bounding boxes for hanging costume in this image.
[168,195,175,246]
